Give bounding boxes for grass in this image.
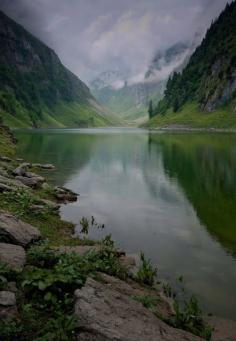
[145,101,236,129]
[0,124,16,156]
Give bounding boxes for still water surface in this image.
[16,128,236,320]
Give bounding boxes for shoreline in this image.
[0,154,236,340]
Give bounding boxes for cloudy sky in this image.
[0,0,230,84]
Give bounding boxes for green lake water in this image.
[15,128,236,320]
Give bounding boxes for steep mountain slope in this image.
[147,1,236,128]
[91,42,194,124]
[0,10,119,128]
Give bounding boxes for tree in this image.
[148,100,154,119]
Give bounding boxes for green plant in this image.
[27,241,59,268]
[172,296,213,340]
[132,295,160,310]
[136,252,157,286]
[80,216,105,235]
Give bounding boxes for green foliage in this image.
[80,216,105,235]
[153,1,236,117]
[132,295,160,310]
[136,251,157,286]
[172,296,213,340]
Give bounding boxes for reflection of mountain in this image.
[16,131,100,185]
[149,133,236,255]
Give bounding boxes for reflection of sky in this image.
[60,130,236,320]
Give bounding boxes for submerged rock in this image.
[74,277,201,341]
[0,212,41,246]
[0,243,26,269]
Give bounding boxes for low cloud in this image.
[0,0,231,84]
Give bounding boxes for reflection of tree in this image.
[149,133,236,256]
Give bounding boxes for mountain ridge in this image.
[0,10,119,128]
[146,1,236,128]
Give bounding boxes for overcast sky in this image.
[0,0,231,84]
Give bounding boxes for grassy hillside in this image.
[146,101,236,129]
[146,1,236,128]
[0,10,119,128]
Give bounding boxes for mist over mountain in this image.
[90,38,198,123]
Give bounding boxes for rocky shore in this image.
[0,155,236,340]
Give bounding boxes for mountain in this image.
[90,42,194,125]
[147,1,236,128]
[0,10,119,128]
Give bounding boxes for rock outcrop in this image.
[75,277,201,341]
[0,243,26,269]
[0,212,41,246]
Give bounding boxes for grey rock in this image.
[15,175,41,188]
[54,186,78,202]
[0,212,41,246]
[75,278,201,341]
[13,163,29,176]
[0,175,27,189]
[25,172,45,183]
[0,291,17,321]
[0,243,26,269]
[0,183,13,193]
[0,291,16,306]
[32,163,55,170]
[0,156,12,162]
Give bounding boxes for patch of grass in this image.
[0,123,16,156]
[132,295,160,310]
[145,101,236,129]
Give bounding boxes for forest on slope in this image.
[146,1,236,128]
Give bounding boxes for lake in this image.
[15,128,236,320]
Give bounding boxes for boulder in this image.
[0,291,17,320]
[15,175,41,188]
[0,212,41,246]
[13,162,31,176]
[205,316,236,341]
[0,243,26,269]
[54,186,78,202]
[25,172,45,183]
[74,278,201,341]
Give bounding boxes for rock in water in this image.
[0,243,26,269]
[0,212,41,246]
[74,278,201,341]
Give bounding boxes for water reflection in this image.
[16,129,236,319]
[149,133,236,256]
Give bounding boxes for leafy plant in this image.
[136,251,157,286]
[80,216,105,235]
[172,296,213,340]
